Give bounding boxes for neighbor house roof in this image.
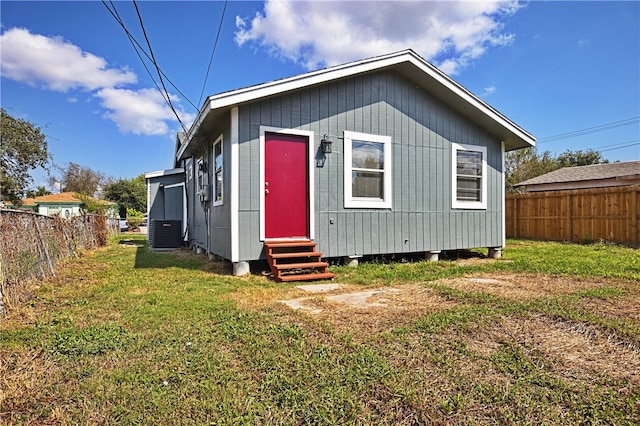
[30,192,85,204]
[515,161,640,192]
[7,192,117,208]
[177,49,535,161]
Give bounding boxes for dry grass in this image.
[439,273,630,300]
[235,272,640,398]
[466,313,640,386]
[3,237,639,424]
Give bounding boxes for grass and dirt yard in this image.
[1,235,639,424]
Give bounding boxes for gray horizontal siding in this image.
[234,69,504,261]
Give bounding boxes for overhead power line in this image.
[100,0,198,112]
[198,0,228,107]
[538,116,640,144]
[598,141,640,153]
[132,0,188,133]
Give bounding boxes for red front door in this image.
[264,133,309,239]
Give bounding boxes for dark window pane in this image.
[353,171,384,198]
[457,151,482,176]
[215,173,223,202]
[457,176,481,201]
[215,143,223,170]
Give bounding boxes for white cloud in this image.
[235,0,520,74]
[96,88,195,136]
[0,27,190,136]
[483,86,497,96]
[0,27,136,91]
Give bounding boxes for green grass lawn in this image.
[1,236,639,425]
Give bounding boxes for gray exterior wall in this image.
[184,116,233,260]
[234,69,504,261]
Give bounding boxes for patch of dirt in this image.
[230,283,459,335]
[440,273,631,300]
[310,285,459,335]
[233,272,640,389]
[466,313,640,387]
[578,296,640,325]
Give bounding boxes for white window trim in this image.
[213,134,224,206]
[451,143,487,210]
[344,131,392,209]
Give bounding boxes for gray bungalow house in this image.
[174,50,535,278]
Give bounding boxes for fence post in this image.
[0,212,4,317]
[513,197,518,239]
[32,214,55,276]
[632,188,638,244]
[566,194,573,242]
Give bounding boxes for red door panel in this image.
[265,133,309,239]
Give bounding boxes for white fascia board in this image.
[177,51,414,163]
[207,51,413,112]
[145,168,185,179]
[176,101,212,161]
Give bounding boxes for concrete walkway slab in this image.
[296,283,342,293]
[326,288,400,308]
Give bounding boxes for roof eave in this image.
[176,49,535,158]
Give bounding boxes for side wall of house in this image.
[236,69,504,260]
[184,116,233,260]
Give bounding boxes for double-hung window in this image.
[213,135,223,206]
[452,143,487,209]
[344,131,392,208]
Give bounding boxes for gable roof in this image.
[177,49,535,161]
[515,161,640,190]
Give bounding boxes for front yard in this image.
[1,236,639,424]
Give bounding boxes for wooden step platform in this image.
[264,240,335,283]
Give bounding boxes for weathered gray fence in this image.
[0,209,118,316]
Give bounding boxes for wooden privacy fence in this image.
[506,185,639,244]
[0,209,119,316]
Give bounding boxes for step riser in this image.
[264,240,334,282]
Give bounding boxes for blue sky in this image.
[1,1,638,191]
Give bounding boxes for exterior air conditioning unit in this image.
[149,220,182,249]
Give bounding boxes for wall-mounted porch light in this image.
[321,134,333,154]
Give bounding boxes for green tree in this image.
[102,174,146,214]
[50,162,106,197]
[126,207,144,230]
[506,147,610,193]
[75,193,104,214]
[505,147,558,193]
[556,149,609,168]
[0,108,50,204]
[26,186,52,198]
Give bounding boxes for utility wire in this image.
[592,139,640,151]
[198,0,228,107]
[598,141,640,153]
[102,1,167,108]
[100,0,198,111]
[538,116,640,143]
[132,0,187,133]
